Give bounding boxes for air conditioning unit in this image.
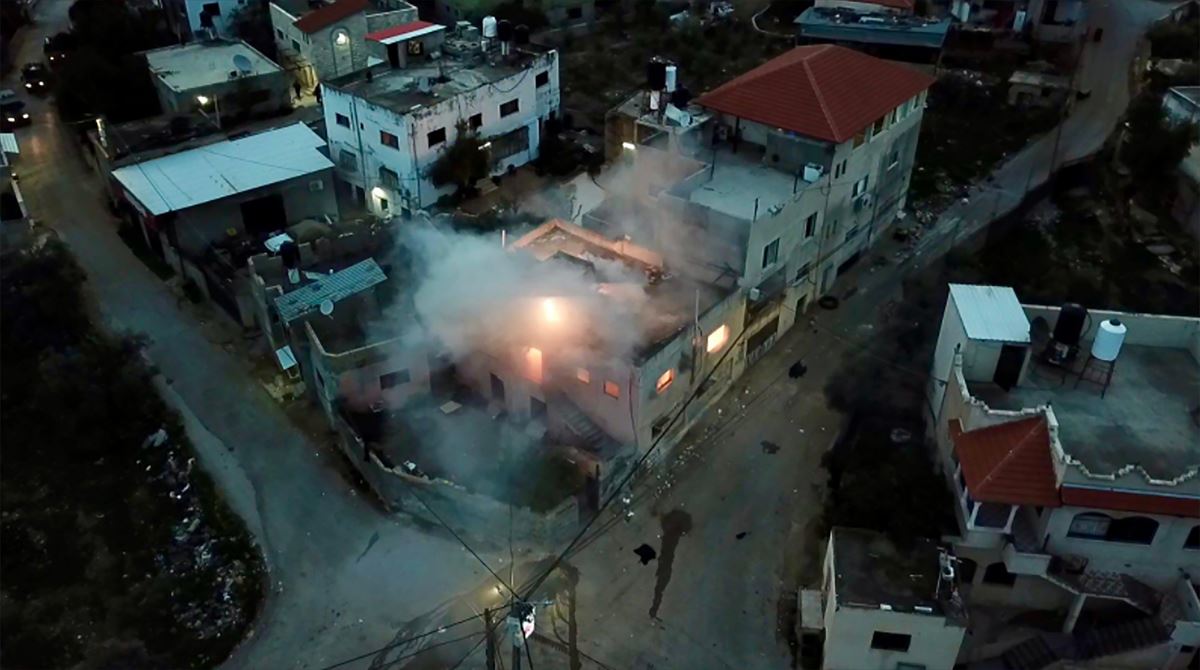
[308,179,324,192]
[748,287,762,301]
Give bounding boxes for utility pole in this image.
[484,608,497,670]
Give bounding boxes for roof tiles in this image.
[293,0,369,34]
[694,45,934,143]
[951,417,1061,507]
[1061,486,1200,518]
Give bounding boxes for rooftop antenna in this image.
[319,299,335,317]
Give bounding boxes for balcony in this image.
[1002,509,1053,576]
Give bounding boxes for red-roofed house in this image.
[926,285,1200,659]
[269,0,418,89]
[602,45,933,367]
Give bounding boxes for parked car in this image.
[21,63,50,93]
[43,33,76,67]
[0,90,32,131]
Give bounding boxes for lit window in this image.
[576,367,590,384]
[603,380,620,398]
[706,325,729,353]
[525,347,543,384]
[656,369,674,394]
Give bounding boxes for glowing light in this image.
[196,95,211,106]
[576,367,590,384]
[706,324,729,353]
[542,298,560,324]
[478,141,492,151]
[335,31,349,45]
[621,141,636,151]
[656,368,674,394]
[526,347,543,384]
[371,186,387,199]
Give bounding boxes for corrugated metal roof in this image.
[112,123,332,216]
[949,284,1030,343]
[274,258,386,323]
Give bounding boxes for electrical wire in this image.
[314,612,487,670]
[518,321,753,601]
[403,482,518,599]
[371,631,488,670]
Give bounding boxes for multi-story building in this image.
[927,284,1200,668]
[795,0,952,67]
[268,0,419,91]
[802,527,968,670]
[603,45,933,368]
[321,23,559,214]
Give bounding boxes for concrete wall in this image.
[364,6,418,32]
[271,3,371,85]
[167,169,337,256]
[822,599,966,670]
[1041,506,1199,590]
[322,50,560,212]
[153,68,292,119]
[1022,304,1200,366]
[174,0,241,39]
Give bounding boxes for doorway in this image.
[993,344,1028,391]
[490,373,505,403]
[240,193,287,238]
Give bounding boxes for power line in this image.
[371,631,487,670]
[518,321,753,601]
[403,482,517,599]
[314,612,487,670]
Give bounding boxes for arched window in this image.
[1184,526,1198,550]
[1067,512,1110,539]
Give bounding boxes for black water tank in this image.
[279,241,300,268]
[1053,303,1088,347]
[514,24,530,45]
[646,59,667,90]
[496,19,514,41]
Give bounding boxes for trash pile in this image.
[142,428,257,643]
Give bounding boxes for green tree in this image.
[429,121,493,200]
[1123,91,1199,194]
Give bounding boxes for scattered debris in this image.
[634,544,658,565]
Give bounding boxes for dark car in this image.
[43,33,76,67]
[0,90,32,131]
[21,63,50,93]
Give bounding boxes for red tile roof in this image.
[1061,486,1200,518]
[293,0,368,34]
[365,20,442,42]
[951,418,1061,507]
[694,45,935,143]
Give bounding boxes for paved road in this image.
[3,0,1175,667]
[3,3,490,670]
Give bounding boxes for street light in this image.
[196,94,221,130]
[621,141,636,151]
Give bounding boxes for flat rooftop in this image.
[144,40,281,92]
[327,47,552,111]
[797,7,951,48]
[678,144,807,222]
[831,527,962,621]
[97,105,322,163]
[969,344,1200,480]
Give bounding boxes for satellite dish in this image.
[232,54,254,76]
[319,299,335,317]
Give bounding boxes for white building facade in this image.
[321,43,559,214]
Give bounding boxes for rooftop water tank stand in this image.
[1074,318,1126,398]
[1075,355,1116,397]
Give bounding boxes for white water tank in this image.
[665,65,677,93]
[482,16,498,38]
[1091,318,1127,362]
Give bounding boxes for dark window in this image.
[380,130,399,149]
[427,127,446,148]
[870,631,911,652]
[535,71,549,88]
[291,39,301,52]
[530,396,546,419]
[335,113,350,127]
[872,117,885,136]
[1181,645,1196,653]
[761,238,779,268]
[1186,526,1199,550]
[1107,516,1159,544]
[982,562,1017,586]
[380,369,410,389]
[567,6,582,18]
[469,113,483,130]
[804,213,817,238]
[276,28,284,38]
[794,262,811,283]
[379,166,399,189]
[203,2,219,15]
[339,149,357,171]
[499,99,519,118]
[491,125,529,159]
[377,196,388,211]
[958,557,977,585]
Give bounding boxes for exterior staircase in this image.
[552,394,622,456]
[1044,564,1161,614]
[997,617,1171,670]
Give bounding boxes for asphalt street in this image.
[1,0,1179,667]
